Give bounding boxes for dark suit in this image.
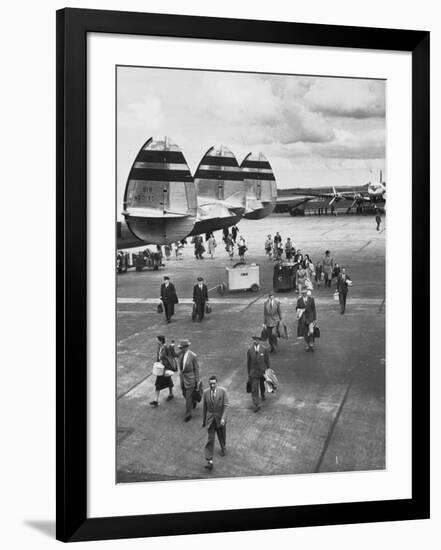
[160,282,178,321]
[336,273,352,313]
[296,295,317,348]
[179,350,200,418]
[193,283,209,321]
[247,344,269,409]
[202,386,229,459]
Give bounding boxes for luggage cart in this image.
[273,262,296,291]
[217,263,260,295]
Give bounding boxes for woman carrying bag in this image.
[149,336,178,407]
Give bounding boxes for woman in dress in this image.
[150,335,178,407]
[207,234,217,259]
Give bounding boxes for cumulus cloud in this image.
[304,78,385,119]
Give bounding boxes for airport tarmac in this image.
[116,214,385,482]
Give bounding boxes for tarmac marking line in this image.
[357,240,372,252]
[241,294,265,312]
[117,372,152,400]
[314,370,355,473]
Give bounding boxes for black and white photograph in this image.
[116,66,386,482]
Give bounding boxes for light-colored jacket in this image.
[179,350,200,389]
[263,298,282,327]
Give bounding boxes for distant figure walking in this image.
[238,238,247,262]
[231,225,239,243]
[285,238,294,261]
[193,276,209,322]
[225,233,234,260]
[202,375,229,471]
[178,340,200,422]
[336,267,352,314]
[160,276,178,323]
[375,211,382,231]
[263,292,282,353]
[322,250,334,289]
[296,287,317,352]
[247,336,270,412]
[207,234,217,259]
[265,235,273,260]
[149,336,178,407]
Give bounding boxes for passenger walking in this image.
[247,335,270,412]
[336,267,352,314]
[192,276,209,322]
[202,375,229,471]
[263,292,282,353]
[274,232,282,245]
[160,275,178,323]
[149,336,178,407]
[315,261,323,287]
[296,264,307,293]
[225,233,234,260]
[296,287,317,352]
[322,250,334,288]
[178,340,200,422]
[375,211,382,231]
[195,236,205,259]
[175,241,184,260]
[238,238,247,262]
[207,234,217,259]
[164,244,171,261]
[231,225,239,243]
[285,238,294,261]
[265,235,273,260]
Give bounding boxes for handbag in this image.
[191,303,197,320]
[205,303,212,314]
[333,290,339,301]
[260,327,268,341]
[246,380,251,393]
[313,325,321,338]
[157,302,163,313]
[193,380,203,403]
[163,369,174,377]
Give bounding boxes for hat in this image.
[163,275,170,280]
[251,335,262,341]
[197,277,204,281]
[301,286,308,293]
[178,339,191,348]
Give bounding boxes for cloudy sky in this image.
[117,66,385,214]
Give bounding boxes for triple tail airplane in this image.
[120,137,277,246]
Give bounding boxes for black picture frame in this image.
[56,8,430,542]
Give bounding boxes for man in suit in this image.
[263,292,282,352]
[178,340,200,422]
[296,287,317,352]
[336,267,352,314]
[247,335,270,412]
[202,375,229,471]
[159,275,178,323]
[193,276,209,322]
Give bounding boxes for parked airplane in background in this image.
[241,152,277,219]
[121,137,277,245]
[275,172,386,216]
